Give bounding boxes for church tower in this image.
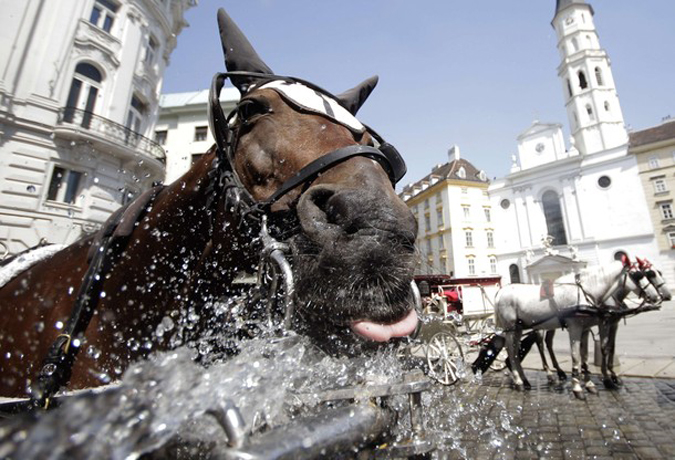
[552,0,628,155]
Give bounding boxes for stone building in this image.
[629,119,675,278]
[0,0,195,256]
[155,87,238,184]
[488,0,660,285]
[400,146,495,278]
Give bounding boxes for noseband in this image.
[207,71,407,231]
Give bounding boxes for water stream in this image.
[0,301,526,459]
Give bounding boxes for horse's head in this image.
[637,257,671,301]
[211,9,418,349]
[617,257,660,305]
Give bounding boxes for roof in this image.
[159,87,240,109]
[553,0,593,22]
[629,120,675,149]
[400,157,489,196]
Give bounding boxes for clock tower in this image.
[552,0,628,155]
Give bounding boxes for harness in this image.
[29,71,409,408]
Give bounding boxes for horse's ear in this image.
[335,76,379,115]
[636,256,645,268]
[217,8,273,93]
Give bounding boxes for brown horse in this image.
[0,8,418,401]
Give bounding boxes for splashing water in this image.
[0,296,528,459]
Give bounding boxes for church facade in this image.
[488,0,662,285]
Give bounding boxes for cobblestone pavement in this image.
[427,370,675,459]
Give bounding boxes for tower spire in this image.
[551,1,627,155]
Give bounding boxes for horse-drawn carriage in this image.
[410,275,504,385]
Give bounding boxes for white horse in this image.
[529,258,670,393]
[494,259,660,398]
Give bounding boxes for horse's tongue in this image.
[350,309,418,342]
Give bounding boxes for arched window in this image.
[509,264,521,284]
[457,166,466,179]
[542,190,567,246]
[586,104,594,120]
[595,67,604,86]
[604,101,610,111]
[64,63,103,128]
[566,78,573,98]
[578,71,588,89]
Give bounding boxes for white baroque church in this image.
[0,0,195,256]
[489,0,662,285]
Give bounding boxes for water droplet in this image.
[93,177,99,184]
[55,321,64,330]
[34,322,45,332]
[26,185,36,193]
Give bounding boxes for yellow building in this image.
[630,119,675,279]
[400,146,494,277]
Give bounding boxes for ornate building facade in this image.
[488,0,661,285]
[0,0,195,256]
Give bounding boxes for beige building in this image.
[400,146,494,278]
[155,88,239,183]
[630,118,675,275]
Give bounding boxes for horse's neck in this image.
[563,262,624,302]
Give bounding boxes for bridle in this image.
[207,71,407,233]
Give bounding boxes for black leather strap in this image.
[262,144,402,207]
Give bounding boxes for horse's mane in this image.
[555,261,624,298]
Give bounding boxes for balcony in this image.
[54,108,165,166]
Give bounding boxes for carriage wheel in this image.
[425,332,465,385]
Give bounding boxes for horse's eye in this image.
[238,98,270,125]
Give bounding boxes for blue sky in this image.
[163,1,675,186]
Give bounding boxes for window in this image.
[457,167,466,179]
[64,63,102,128]
[566,79,573,98]
[89,0,118,34]
[461,187,468,195]
[509,264,521,283]
[604,101,610,112]
[467,258,475,276]
[154,130,167,145]
[500,199,510,210]
[484,208,491,222]
[126,95,147,138]
[424,215,431,232]
[438,235,444,250]
[595,67,604,86]
[654,179,668,194]
[668,232,675,248]
[578,71,588,89]
[489,257,497,274]
[47,166,83,204]
[648,156,660,170]
[424,199,429,209]
[436,208,444,227]
[542,190,568,245]
[194,126,208,142]
[426,239,432,254]
[660,203,673,220]
[465,230,473,247]
[145,36,159,65]
[586,104,594,121]
[597,175,611,189]
[463,206,470,219]
[487,231,494,248]
[435,193,442,207]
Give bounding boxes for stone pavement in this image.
[428,370,675,459]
